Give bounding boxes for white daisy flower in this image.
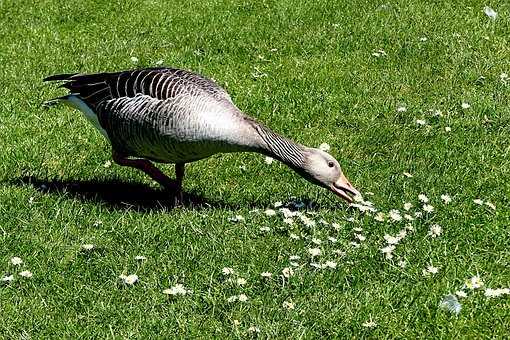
[10,257,23,265]
[331,222,341,230]
[416,119,427,126]
[445,126,451,132]
[485,201,496,210]
[441,194,452,204]
[264,156,274,164]
[389,209,402,221]
[308,248,321,257]
[289,255,300,261]
[222,267,234,275]
[283,300,295,310]
[353,227,363,232]
[404,202,413,211]
[1,275,14,282]
[163,283,191,296]
[260,272,272,278]
[273,201,283,208]
[350,241,361,248]
[473,199,484,205]
[384,234,400,245]
[466,275,484,289]
[134,255,147,261]
[259,226,270,232]
[311,238,322,245]
[404,214,414,221]
[289,233,300,240]
[355,234,366,242]
[374,212,385,222]
[397,106,407,112]
[461,102,471,109]
[328,236,338,243]
[419,37,428,42]
[380,245,395,259]
[428,224,442,237]
[362,320,377,328]
[423,266,439,276]
[319,143,331,152]
[238,294,248,302]
[247,326,260,333]
[283,218,294,225]
[264,209,276,216]
[19,270,32,278]
[81,244,94,251]
[103,160,112,168]
[418,194,429,203]
[423,204,434,213]
[398,260,406,268]
[120,274,138,285]
[227,295,238,303]
[455,290,467,298]
[130,56,139,63]
[237,278,247,286]
[282,267,294,278]
[414,211,423,218]
[323,261,337,269]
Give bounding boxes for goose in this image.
[44,67,359,204]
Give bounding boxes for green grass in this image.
[1,0,509,337]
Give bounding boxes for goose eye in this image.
[328,161,334,168]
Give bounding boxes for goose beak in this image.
[330,173,360,203]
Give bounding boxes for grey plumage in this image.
[44,67,359,203]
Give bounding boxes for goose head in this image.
[299,148,360,203]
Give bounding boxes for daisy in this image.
[353,227,363,232]
[381,245,395,259]
[420,37,428,42]
[398,260,406,268]
[456,290,467,298]
[311,238,322,245]
[473,199,484,205]
[384,234,400,245]
[237,278,247,286]
[130,56,139,63]
[423,204,434,213]
[323,261,337,269]
[283,300,295,310]
[355,234,366,242]
[418,194,429,203]
[81,244,94,251]
[404,214,414,221]
[227,296,238,303]
[308,248,321,257]
[374,212,385,222]
[331,222,341,230]
[289,233,300,240]
[134,255,147,261]
[485,201,496,210]
[103,160,112,168]
[120,274,138,285]
[428,224,442,237]
[404,202,413,211]
[445,126,451,132]
[483,6,497,20]
[163,284,191,296]
[461,102,470,109]
[282,267,294,278]
[260,272,272,278]
[319,143,331,152]
[416,119,427,126]
[441,194,452,204]
[247,326,260,333]
[466,275,484,289]
[362,320,377,328]
[259,226,270,232]
[264,156,274,164]
[389,210,402,221]
[1,275,14,282]
[397,106,407,112]
[423,265,439,276]
[328,236,338,243]
[222,267,234,275]
[238,294,248,302]
[10,257,23,265]
[273,201,283,208]
[19,270,32,278]
[283,218,294,225]
[264,209,276,216]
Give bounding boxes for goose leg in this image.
[112,150,178,191]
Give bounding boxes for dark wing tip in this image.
[43,73,79,82]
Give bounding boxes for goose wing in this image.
[44,67,232,110]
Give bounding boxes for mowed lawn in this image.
[0,0,509,337]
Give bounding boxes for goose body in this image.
[45,67,359,203]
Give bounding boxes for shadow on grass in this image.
[10,176,226,211]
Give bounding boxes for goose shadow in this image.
[10,176,229,211]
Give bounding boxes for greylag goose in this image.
[44,67,359,203]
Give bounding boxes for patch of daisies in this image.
[1,257,33,283]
